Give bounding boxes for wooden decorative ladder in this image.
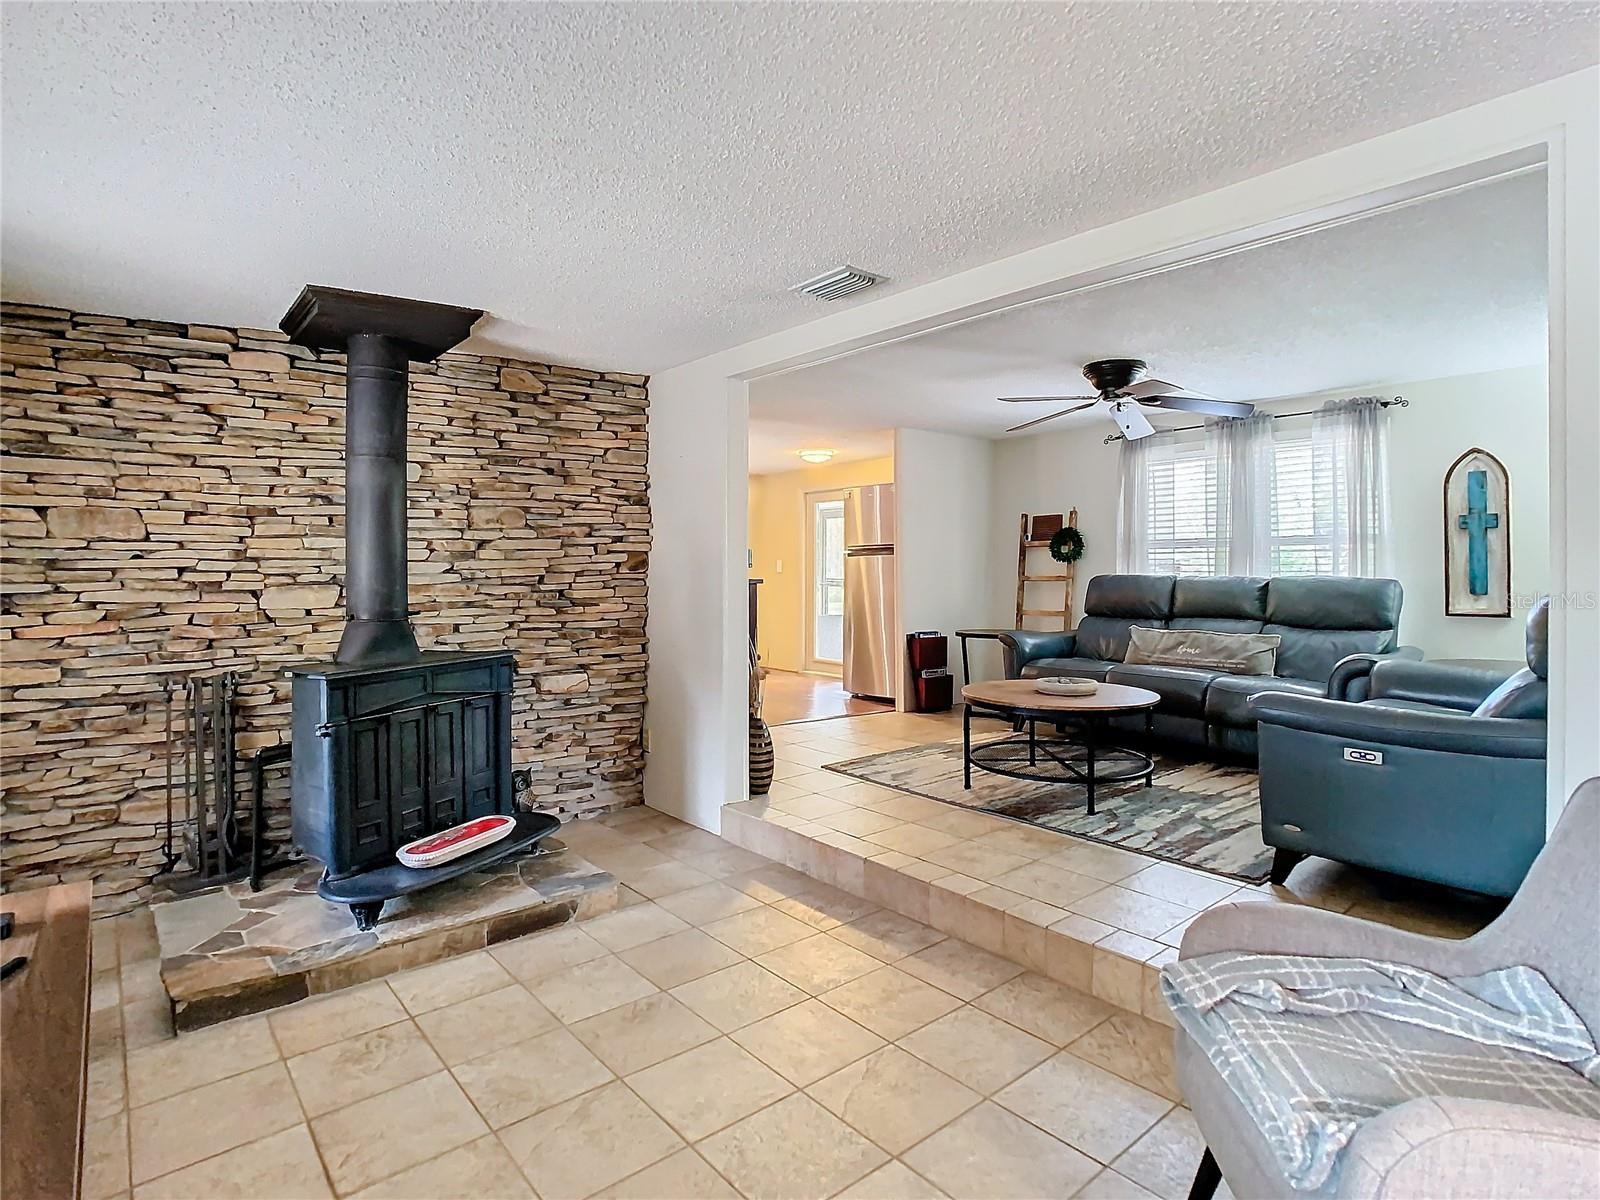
[1015,508,1077,630]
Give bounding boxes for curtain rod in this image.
[1100,396,1408,444]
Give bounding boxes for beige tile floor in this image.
[82,706,1495,1200]
[87,804,1224,1200]
[723,708,1499,1025]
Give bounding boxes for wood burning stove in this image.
[288,650,515,882]
[280,286,557,929]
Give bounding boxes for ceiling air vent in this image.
[792,265,883,301]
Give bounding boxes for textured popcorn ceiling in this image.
[1,2,1593,373]
[747,167,1548,464]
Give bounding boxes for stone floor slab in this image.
[153,847,615,1031]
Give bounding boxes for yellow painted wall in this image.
[748,456,894,673]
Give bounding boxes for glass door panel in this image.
[808,496,846,669]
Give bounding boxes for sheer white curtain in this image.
[1312,397,1393,577]
[1115,433,1152,572]
[1214,414,1275,576]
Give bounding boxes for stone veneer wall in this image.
[0,302,649,912]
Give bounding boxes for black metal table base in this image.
[962,704,1154,815]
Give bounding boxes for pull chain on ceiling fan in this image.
[999,358,1255,439]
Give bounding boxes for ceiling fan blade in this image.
[1137,395,1257,419]
[1005,399,1099,433]
[998,395,1098,404]
[1120,378,1203,399]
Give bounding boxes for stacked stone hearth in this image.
[0,302,649,913]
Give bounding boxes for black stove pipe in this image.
[278,285,483,667]
[338,333,417,664]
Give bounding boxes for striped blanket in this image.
[1162,953,1600,1191]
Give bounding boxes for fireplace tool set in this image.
[159,671,284,891]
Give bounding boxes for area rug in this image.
[825,738,1271,883]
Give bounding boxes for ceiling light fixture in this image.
[796,449,836,464]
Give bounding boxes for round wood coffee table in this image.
[960,679,1161,815]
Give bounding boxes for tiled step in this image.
[722,802,1175,1029]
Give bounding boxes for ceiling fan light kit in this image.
[1109,401,1156,441]
[999,356,1255,439]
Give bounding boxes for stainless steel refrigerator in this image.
[842,484,896,701]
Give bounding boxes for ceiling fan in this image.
[1000,358,1255,440]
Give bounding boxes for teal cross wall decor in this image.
[1457,468,1500,596]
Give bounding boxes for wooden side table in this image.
[953,628,1014,685]
[2,881,93,1200]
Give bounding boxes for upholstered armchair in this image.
[1175,777,1600,1200]
[1249,599,1550,896]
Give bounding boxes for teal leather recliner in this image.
[1249,598,1550,897]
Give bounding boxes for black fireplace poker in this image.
[279,285,482,666]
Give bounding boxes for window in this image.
[1143,439,1227,575]
[1267,427,1340,576]
[1126,410,1387,578]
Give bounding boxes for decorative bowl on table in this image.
[1033,678,1098,697]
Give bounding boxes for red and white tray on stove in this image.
[397,815,518,868]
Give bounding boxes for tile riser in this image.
[722,808,1174,1026]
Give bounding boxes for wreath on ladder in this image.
[1048,525,1086,564]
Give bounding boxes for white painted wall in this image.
[1546,78,1600,822]
[986,364,1550,663]
[644,69,1598,833]
[644,366,747,834]
[1349,367,1548,659]
[893,430,995,705]
[987,423,1121,673]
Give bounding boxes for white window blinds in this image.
[1119,402,1391,578]
[1268,429,1341,576]
[1142,439,1227,575]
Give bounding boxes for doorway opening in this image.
[805,491,846,672]
[746,439,897,726]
